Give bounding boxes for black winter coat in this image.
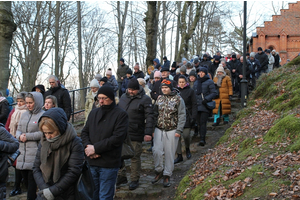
[177,85,197,128]
[209,61,220,78]
[193,75,218,113]
[33,136,84,200]
[0,124,19,184]
[119,87,154,142]
[133,70,145,79]
[228,59,241,77]
[274,54,280,68]
[236,61,251,80]
[44,85,72,120]
[199,60,212,68]
[255,52,269,70]
[81,102,128,168]
[0,99,9,125]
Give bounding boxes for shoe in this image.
[163,176,171,187]
[198,140,206,146]
[174,154,183,164]
[186,148,191,159]
[129,180,139,190]
[9,188,22,196]
[147,146,153,152]
[116,176,128,186]
[151,171,163,184]
[223,121,229,125]
[212,118,220,126]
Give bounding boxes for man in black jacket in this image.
[255,47,268,78]
[81,86,128,200]
[228,55,241,95]
[118,78,153,190]
[133,63,145,79]
[44,75,72,120]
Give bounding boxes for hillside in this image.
[175,56,300,199]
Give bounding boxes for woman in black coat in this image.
[33,108,84,200]
[174,75,197,164]
[0,123,19,199]
[193,67,217,146]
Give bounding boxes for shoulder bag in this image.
[75,160,95,200]
[121,133,135,160]
[201,93,216,110]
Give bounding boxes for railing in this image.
[69,87,90,123]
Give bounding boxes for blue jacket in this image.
[121,75,135,93]
[193,75,217,113]
[163,60,170,69]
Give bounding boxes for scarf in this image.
[40,123,76,183]
[92,91,97,97]
[197,75,210,95]
[216,74,226,87]
[9,105,27,137]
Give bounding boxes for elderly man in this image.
[118,78,153,190]
[44,75,72,120]
[81,86,128,200]
[133,63,145,79]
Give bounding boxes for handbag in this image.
[75,160,95,200]
[121,133,135,160]
[201,93,216,110]
[7,149,20,167]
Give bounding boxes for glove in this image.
[202,99,207,105]
[229,95,233,101]
[43,188,55,200]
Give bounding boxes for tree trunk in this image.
[55,1,60,78]
[0,2,16,93]
[77,1,84,109]
[117,1,129,67]
[174,1,181,61]
[144,1,158,68]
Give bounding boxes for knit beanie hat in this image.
[97,85,115,101]
[217,66,225,74]
[232,54,236,58]
[171,62,177,69]
[189,70,197,78]
[258,47,262,51]
[180,65,186,73]
[137,78,146,86]
[90,79,100,88]
[95,74,102,81]
[126,68,133,75]
[176,68,180,74]
[161,78,173,90]
[154,70,162,78]
[106,69,112,76]
[199,67,208,75]
[100,77,108,83]
[127,77,140,90]
[120,58,125,62]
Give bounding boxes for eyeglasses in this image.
[43,132,54,135]
[98,97,109,101]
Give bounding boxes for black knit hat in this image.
[100,77,108,83]
[97,85,115,100]
[126,68,133,75]
[232,54,236,58]
[127,77,140,90]
[199,67,208,75]
[189,70,197,78]
[161,78,173,90]
[171,62,177,69]
[258,47,262,51]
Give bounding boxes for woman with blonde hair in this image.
[43,95,58,111]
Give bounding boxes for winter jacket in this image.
[268,54,275,71]
[6,96,14,114]
[33,108,84,200]
[133,70,145,79]
[228,59,241,77]
[108,75,119,95]
[16,92,44,170]
[193,75,218,113]
[117,64,129,82]
[208,61,220,79]
[248,58,261,74]
[273,53,280,68]
[44,85,72,120]
[121,76,135,94]
[84,90,96,123]
[199,60,212,69]
[5,108,14,132]
[212,76,233,115]
[163,60,171,69]
[119,86,154,142]
[153,91,186,135]
[153,58,161,70]
[255,52,268,71]
[81,102,128,168]
[236,60,251,80]
[0,98,9,125]
[0,124,19,184]
[177,85,197,128]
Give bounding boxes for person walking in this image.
[16,92,44,200]
[81,86,128,200]
[152,79,186,187]
[193,67,217,146]
[118,78,154,190]
[174,75,197,164]
[212,67,233,126]
[33,108,84,200]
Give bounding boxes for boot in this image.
[163,175,171,187]
[151,171,163,184]
[186,148,191,159]
[174,154,183,164]
[116,176,128,186]
[212,118,220,126]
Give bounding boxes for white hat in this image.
[217,66,225,74]
[90,79,100,88]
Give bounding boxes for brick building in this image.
[248,1,300,65]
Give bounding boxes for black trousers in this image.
[197,111,210,141]
[20,170,37,200]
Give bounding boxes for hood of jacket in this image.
[153,58,160,65]
[29,92,44,114]
[39,107,68,135]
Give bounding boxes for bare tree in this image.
[0,2,16,93]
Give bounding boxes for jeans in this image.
[90,166,119,200]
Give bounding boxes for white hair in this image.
[48,75,58,81]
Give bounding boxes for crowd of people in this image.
[0,46,281,200]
